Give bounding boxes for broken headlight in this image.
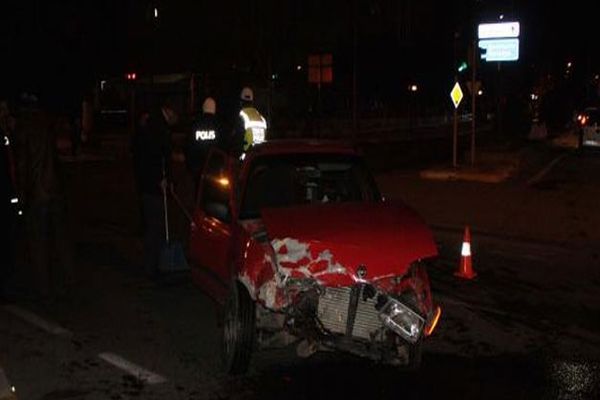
[378,298,425,343]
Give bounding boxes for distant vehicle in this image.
[577,107,600,150]
[188,139,441,374]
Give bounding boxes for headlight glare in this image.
[378,298,424,343]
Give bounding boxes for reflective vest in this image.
[239,107,267,151]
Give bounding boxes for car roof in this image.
[246,139,361,157]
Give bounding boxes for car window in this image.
[240,154,380,219]
[201,152,231,222]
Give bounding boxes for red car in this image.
[189,140,441,374]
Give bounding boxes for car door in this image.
[189,148,234,302]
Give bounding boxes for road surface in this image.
[1,146,599,399]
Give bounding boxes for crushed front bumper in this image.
[317,284,438,345]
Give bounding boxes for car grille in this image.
[317,286,383,340]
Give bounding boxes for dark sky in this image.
[1,0,598,103]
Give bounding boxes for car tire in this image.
[398,279,425,371]
[221,281,256,375]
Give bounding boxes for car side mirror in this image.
[205,202,230,222]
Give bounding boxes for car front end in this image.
[238,201,440,367]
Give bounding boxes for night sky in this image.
[0,1,598,107]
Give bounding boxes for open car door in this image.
[189,148,235,303]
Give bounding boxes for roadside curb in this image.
[58,153,116,163]
[419,166,514,183]
[431,223,580,251]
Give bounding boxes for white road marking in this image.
[526,153,569,186]
[2,305,72,337]
[98,352,167,385]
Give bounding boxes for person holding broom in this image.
[131,97,176,279]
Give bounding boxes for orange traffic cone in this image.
[455,226,477,279]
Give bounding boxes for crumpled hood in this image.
[260,202,437,283]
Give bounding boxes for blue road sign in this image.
[479,38,519,62]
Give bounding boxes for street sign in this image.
[450,82,464,109]
[479,39,519,61]
[478,22,520,39]
[308,55,321,84]
[308,54,333,84]
[477,20,520,63]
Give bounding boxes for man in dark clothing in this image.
[15,95,74,299]
[184,97,220,181]
[0,100,19,300]
[131,102,174,277]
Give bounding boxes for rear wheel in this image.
[221,281,256,375]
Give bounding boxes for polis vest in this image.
[239,107,267,151]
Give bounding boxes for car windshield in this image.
[240,153,381,219]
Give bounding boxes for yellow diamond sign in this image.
[450,82,464,109]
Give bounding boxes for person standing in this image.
[0,98,19,300]
[67,96,82,157]
[16,93,74,299]
[81,93,94,146]
[0,99,16,140]
[184,97,220,180]
[231,87,267,158]
[131,99,175,277]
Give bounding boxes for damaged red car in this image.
[189,140,441,374]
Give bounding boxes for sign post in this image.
[450,82,464,167]
[477,21,520,138]
[471,39,477,166]
[308,54,333,137]
[308,54,333,115]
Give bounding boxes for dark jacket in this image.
[16,110,63,206]
[1,129,17,204]
[185,113,220,176]
[131,108,172,195]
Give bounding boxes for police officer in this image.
[184,97,219,178]
[232,87,267,158]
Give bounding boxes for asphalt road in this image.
[1,148,599,399]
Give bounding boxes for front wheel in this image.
[407,340,423,370]
[221,281,256,375]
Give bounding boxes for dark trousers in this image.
[28,199,74,297]
[142,193,165,274]
[0,203,17,296]
[70,116,81,156]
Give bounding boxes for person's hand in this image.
[160,178,168,193]
[161,106,179,126]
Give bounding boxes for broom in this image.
[158,159,189,272]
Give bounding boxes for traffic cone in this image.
[455,226,477,279]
